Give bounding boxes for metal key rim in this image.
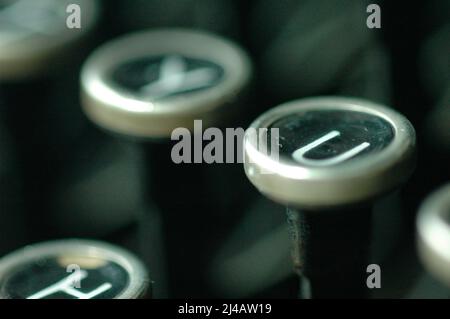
[243,96,416,208]
[81,28,252,138]
[0,239,150,299]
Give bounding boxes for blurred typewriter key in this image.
[0,0,98,80]
[417,184,450,288]
[81,29,252,297]
[81,28,251,138]
[0,239,150,299]
[243,97,416,298]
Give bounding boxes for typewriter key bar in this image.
[0,240,150,299]
[243,97,416,298]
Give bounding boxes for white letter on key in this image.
[292,130,370,166]
[27,270,112,299]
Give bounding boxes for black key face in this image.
[109,55,225,101]
[0,256,129,299]
[268,110,394,166]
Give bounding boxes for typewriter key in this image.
[417,184,450,288]
[0,239,150,299]
[81,29,252,297]
[0,0,98,80]
[243,97,416,298]
[81,29,251,138]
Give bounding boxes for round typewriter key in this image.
[0,0,98,80]
[0,239,150,299]
[243,97,416,298]
[417,184,450,288]
[81,29,252,297]
[82,28,251,138]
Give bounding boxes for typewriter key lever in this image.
[243,97,416,298]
